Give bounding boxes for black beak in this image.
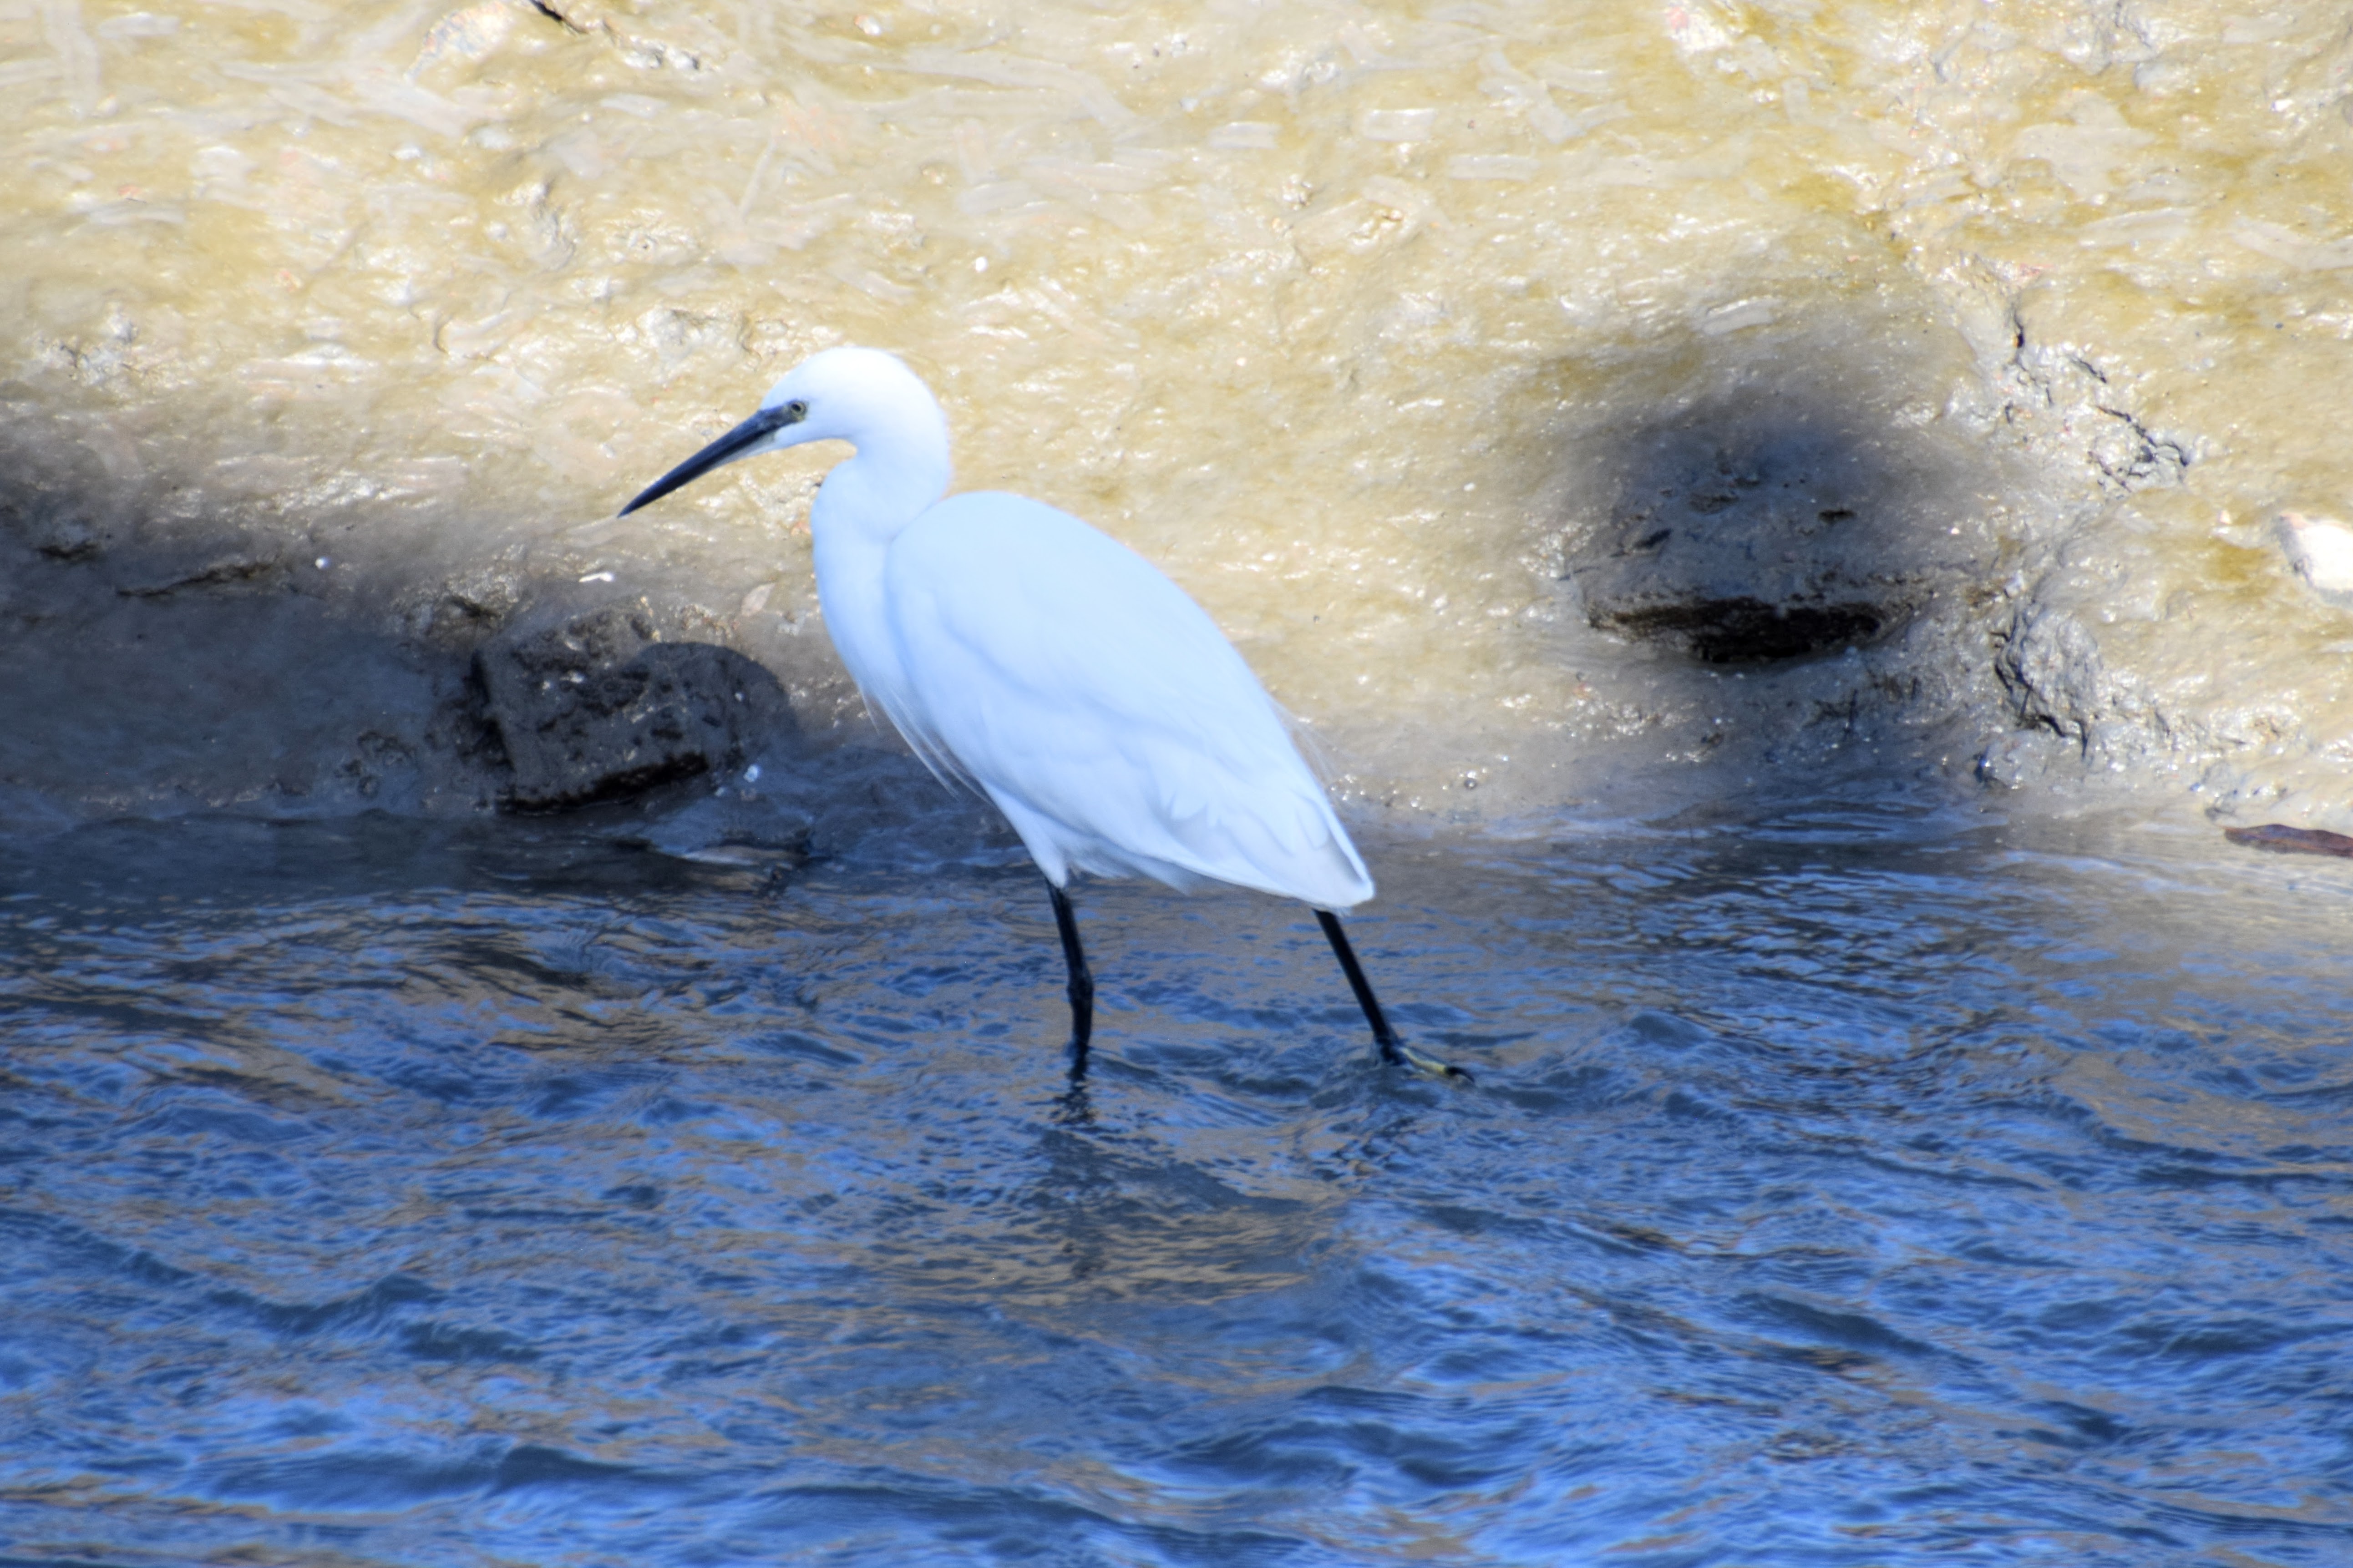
[619,403,803,516]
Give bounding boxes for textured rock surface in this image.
[475,604,795,812]
[1995,607,2110,747]
[5,0,2353,835]
[1564,383,1976,666]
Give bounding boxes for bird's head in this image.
[619,345,946,516]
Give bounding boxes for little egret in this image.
[620,346,1463,1082]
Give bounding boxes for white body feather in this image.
[786,349,1372,910]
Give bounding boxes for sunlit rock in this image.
[2274,512,2353,606]
[5,0,2353,826]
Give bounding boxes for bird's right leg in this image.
[1048,880,1095,1079]
[1314,909,1471,1082]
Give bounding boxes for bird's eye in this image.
[782,399,809,421]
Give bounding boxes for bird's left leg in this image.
[1048,880,1095,1079]
[1314,909,1471,1081]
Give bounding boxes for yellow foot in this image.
[1397,1042,1475,1083]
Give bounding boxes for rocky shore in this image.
[4,0,2348,843]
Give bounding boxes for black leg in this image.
[1049,880,1094,1079]
[1315,909,1401,1063]
[1315,909,1471,1082]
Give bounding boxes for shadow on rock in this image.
[1564,361,1982,663]
[0,427,806,831]
[1538,310,2036,800]
[474,602,796,813]
[0,415,1022,870]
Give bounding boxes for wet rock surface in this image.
[474,604,796,812]
[2223,824,2353,859]
[6,1,2353,833]
[1562,374,1983,675]
[1994,605,2110,747]
[1594,595,1889,665]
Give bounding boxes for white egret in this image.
[620,347,1463,1081]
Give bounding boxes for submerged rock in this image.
[474,603,795,811]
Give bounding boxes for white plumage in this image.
[883,495,1371,908]
[620,345,1460,1080]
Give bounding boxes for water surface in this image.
[6,797,2348,1563]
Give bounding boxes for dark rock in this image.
[1596,596,1886,664]
[474,604,795,812]
[2222,824,2353,859]
[406,558,529,649]
[117,554,286,599]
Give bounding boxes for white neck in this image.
[811,446,949,546]
[806,421,951,724]
[806,378,953,544]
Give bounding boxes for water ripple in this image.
[2,807,2348,1564]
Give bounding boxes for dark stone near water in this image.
[116,553,287,599]
[474,604,795,811]
[1594,595,1886,665]
[2222,824,2353,859]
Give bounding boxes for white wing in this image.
[880,492,1374,909]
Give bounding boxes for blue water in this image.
[4,796,2349,1565]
